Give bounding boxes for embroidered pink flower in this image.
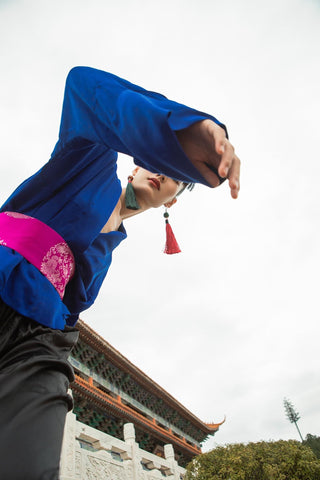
[40,242,75,299]
[0,238,7,246]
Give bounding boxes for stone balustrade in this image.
[60,411,186,479]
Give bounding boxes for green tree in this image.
[185,440,320,480]
[304,435,320,460]
[284,398,303,441]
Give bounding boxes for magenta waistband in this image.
[0,212,75,299]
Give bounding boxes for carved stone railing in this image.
[60,412,186,479]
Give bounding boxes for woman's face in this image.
[131,167,183,208]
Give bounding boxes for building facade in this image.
[60,320,224,478]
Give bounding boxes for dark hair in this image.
[176,182,195,197]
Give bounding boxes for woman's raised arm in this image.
[53,67,237,190]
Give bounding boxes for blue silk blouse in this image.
[0,67,227,329]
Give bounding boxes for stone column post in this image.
[60,410,77,480]
[124,423,144,480]
[164,444,181,480]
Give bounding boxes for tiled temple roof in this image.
[70,320,224,465]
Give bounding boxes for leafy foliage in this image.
[185,440,320,480]
[304,435,320,460]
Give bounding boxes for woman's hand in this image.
[175,119,240,199]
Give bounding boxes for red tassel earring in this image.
[163,209,181,254]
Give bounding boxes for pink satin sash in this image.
[0,212,75,299]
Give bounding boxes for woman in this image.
[0,67,240,479]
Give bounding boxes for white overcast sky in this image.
[0,0,319,451]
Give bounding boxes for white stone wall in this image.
[60,412,186,480]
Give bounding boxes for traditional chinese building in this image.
[60,319,224,478]
[67,320,223,469]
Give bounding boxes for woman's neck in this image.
[101,188,148,234]
[119,188,150,220]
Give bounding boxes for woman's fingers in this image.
[215,133,240,198]
[228,154,241,199]
[212,122,228,156]
[192,160,221,187]
[176,119,241,198]
[218,140,235,178]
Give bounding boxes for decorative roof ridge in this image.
[77,319,221,435]
[205,416,226,431]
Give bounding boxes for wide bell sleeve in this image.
[53,66,228,187]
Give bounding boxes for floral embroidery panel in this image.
[40,242,75,299]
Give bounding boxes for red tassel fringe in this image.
[164,221,181,254]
